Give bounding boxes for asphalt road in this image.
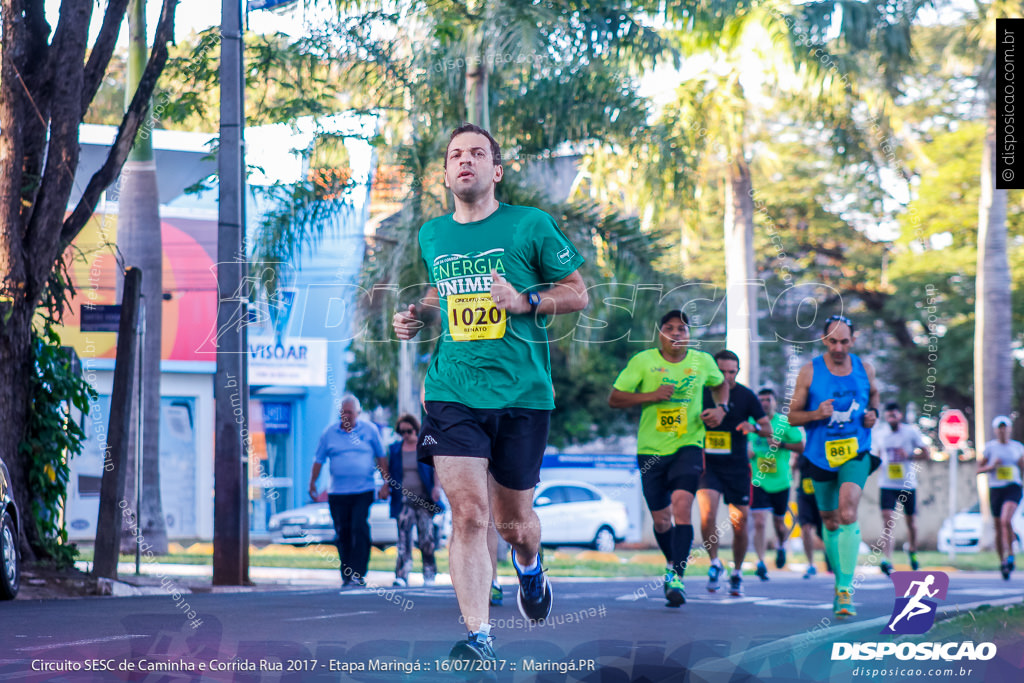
[1,572,1022,683]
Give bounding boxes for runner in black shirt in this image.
[698,350,772,596]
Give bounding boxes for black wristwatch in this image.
[527,291,541,313]
[717,402,729,414]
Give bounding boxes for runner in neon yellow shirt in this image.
[609,310,727,607]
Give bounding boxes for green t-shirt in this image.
[419,203,584,410]
[749,413,803,493]
[613,348,724,456]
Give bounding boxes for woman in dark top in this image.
[388,414,442,586]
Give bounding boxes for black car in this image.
[0,455,20,599]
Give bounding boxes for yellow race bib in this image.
[825,437,859,468]
[705,431,732,454]
[996,466,1015,481]
[756,456,777,474]
[801,477,815,495]
[656,406,687,435]
[448,293,507,341]
[887,463,905,480]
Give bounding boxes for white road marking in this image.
[20,634,147,652]
[284,610,375,622]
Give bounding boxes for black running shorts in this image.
[879,488,917,516]
[989,483,1023,518]
[699,455,752,506]
[796,481,822,528]
[751,485,790,517]
[418,401,550,491]
[638,446,705,512]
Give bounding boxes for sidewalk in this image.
[73,560,456,596]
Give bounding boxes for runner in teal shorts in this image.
[788,315,879,618]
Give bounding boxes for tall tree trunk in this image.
[0,312,38,560]
[1,0,175,559]
[118,0,167,553]
[465,25,489,130]
[725,159,760,387]
[0,0,34,561]
[974,103,1012,445]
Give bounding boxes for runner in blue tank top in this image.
[788,315,879,618]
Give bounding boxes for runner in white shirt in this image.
[872,402,929,575]
[977,415,1024,580]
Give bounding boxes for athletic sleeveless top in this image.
[804,353,872,471]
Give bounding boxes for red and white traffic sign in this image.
[938,410,969,449]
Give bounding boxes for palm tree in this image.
[971,1,1017,444]
[325,0,666,413]
[610,0,926,387]
[116,0,167,555]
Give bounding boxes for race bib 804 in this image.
[656,406,687,435]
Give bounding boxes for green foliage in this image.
[19,325,96,568]
[156,29,354,130]
[902,122,1024,247]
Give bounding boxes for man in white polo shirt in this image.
[872,401,929,576]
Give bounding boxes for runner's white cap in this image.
[992,415,1012,429]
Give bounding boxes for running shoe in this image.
[513,553,552,622]
[449,632,496,663]
[803,565,817,579]
[1001,561,1011,581]
[775,548,787,570]
[755,561,769,581]
[707,560,723,592]
[908,551,920,571]
[880,560,893,577]
[423,574,436,587]
[834,589,856,618]
[392,577,407,588]
[729,574,744,596]
[664,571,686,607]
[1008,555,1016,573]
[489,582,503,606]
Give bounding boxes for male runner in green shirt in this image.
[393,124,588,663]
[748,388,804,581]
[609,310,728,607]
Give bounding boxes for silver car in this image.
[268,498,451,549]
[0,455,21,600]
[534,480,629,552]
[937,502,1024,554]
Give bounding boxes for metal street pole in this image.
[948,445,959,562]
[135,298,145,576]
[213,0,248,585]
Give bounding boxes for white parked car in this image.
[268,498,451,549]
[937,502,1024,553]
[534,480,628,552]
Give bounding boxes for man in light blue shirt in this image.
[309,395,388,587]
